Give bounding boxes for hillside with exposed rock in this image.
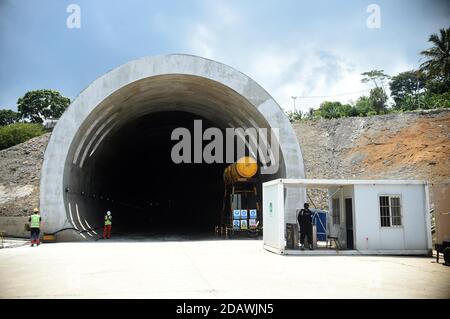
[294,108,450,209]
[0,109,449,217]
[0,133,50,217]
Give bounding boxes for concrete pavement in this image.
[0,240,449,298]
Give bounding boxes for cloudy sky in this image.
[0,0,449,112]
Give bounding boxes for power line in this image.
[292,88,372,99]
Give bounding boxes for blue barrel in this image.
[311,209,327,241]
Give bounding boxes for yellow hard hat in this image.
[33,207,39,213]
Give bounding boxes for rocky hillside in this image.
[0,109,449,216]
[0,133,50,216]
[293,108,450,208]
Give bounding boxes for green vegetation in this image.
[420,28,450,79]
[0,89,70,150]
[390,70,426,111]
[0,109,20,126]
[17,89,70,124]
[0,123,46,150]
[286,27,450,122]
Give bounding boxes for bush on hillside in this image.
[0,123,45,150]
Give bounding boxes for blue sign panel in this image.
[249,209,257,219]
[312,209,328,241]
[240,210,248,219]
[233,210,241,220]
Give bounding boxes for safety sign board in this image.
[240,210,248,219]
[233,210,241,219]
[249,219,257,229]
[249,209,257,219]
[240,220,248,230]
[232,220,240,230]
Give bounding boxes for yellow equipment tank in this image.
[223,156,258,184]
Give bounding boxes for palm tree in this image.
[420,27,450,80]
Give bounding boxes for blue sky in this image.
[0,0,449,112]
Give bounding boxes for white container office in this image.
[262,179,432,255]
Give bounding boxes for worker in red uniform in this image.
[103,211,112,239]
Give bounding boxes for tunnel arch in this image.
[40,54,305,240]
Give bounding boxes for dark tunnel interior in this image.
[99,111,229,236]
[64,111,267,238]
[61,74,286,240]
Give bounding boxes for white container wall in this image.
[263,179,432,255]
[353,184,432,253]
[262,180,286,253]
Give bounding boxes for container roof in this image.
[263,178,427,188]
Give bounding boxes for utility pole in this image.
[291,96,297,112]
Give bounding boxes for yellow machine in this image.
[219,156,261,237]
[42,234,56,243]
[223,156,258,184]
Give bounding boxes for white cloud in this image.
[212,0,239,26]
[180,1,417,113]
[187,23,217,59]
[244,46,374,112]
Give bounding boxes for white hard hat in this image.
[107,211,111,216]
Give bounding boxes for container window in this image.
[379,195,402,227]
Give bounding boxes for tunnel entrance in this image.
[66,111,242,238]
[42,54,305,241]
[107,111,228,236]
[62,73,281,239]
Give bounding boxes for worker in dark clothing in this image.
[29,207,42,247]
[297,203,313,250]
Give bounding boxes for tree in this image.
[17,89,70,123]
[316,101,353,119]
[0,109,20,126]
[427,91,450,109]
[338,103,354,117]
[389,70,426,110]
[425,77,450,95]
[420,27,450,80]
[284,109,304,122]
[369,87,388,114]
[360,70,390,114]
[316,101,339,119]
[354,96,375,116]
[361,69,390,93]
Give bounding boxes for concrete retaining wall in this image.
[0,216,30,238]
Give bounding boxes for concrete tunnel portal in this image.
[40,54,305,240]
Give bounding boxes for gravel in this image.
[0,133,50,216]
